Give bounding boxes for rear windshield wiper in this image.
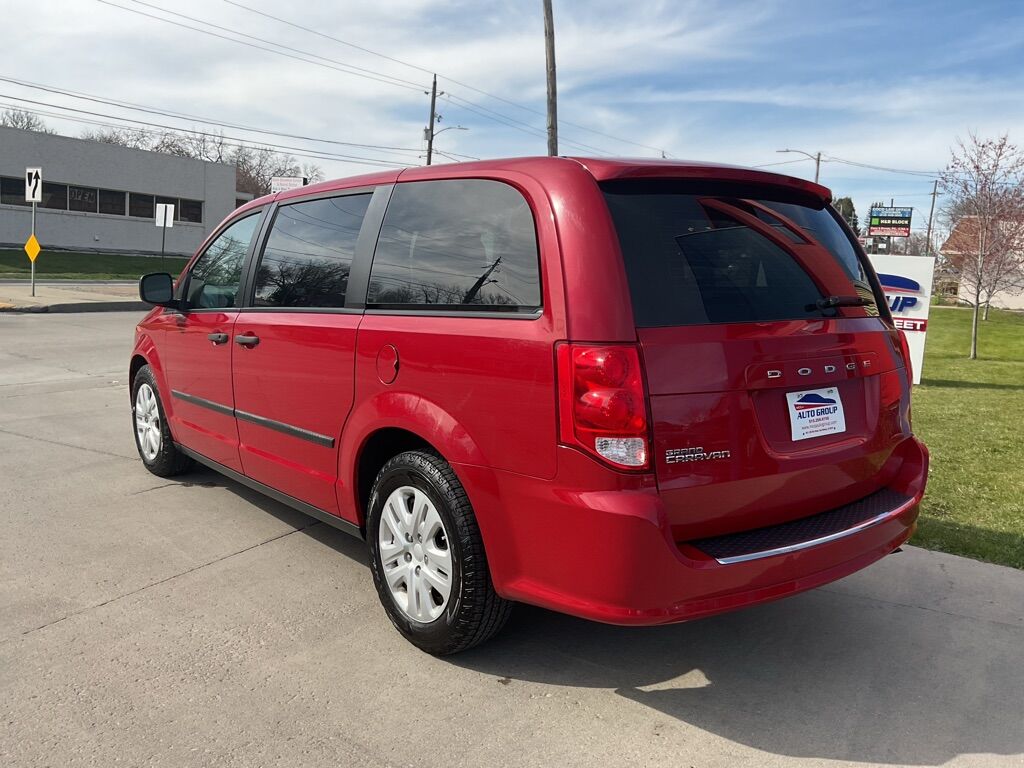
[807,295,872,312]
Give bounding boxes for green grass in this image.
[0,250,188,280]
[912,307,1024,568]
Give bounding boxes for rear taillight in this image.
[557,343,650,470]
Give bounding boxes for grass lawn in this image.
[0,250,188,280]
[913,307,1024,569]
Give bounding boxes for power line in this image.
[125,0,428,91]
[0,95,414,169]
[441,93,613,156]
[93,0,563,157]
[822,155,940,178]
[219,0,671,156]
[0,75,441,158]
[752,158,811,168]
[95,0,655,158]
[93,0,427,93]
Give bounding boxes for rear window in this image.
[602,181,879,327]
[367,179,541,312]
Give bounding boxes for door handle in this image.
[235,334,260,347]
[207,332,229,345]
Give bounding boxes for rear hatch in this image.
[602,179,912,542]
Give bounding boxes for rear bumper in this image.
[456,436,927,626]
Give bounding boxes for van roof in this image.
[239,156,832,213]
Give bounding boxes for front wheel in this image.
[367,450,511,655]
[131,364,191,477]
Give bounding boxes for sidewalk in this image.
[0,281,146,312]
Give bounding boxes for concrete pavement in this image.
[0,312,1022,767]
[0,280,144,312]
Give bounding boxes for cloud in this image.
[0,0,1020,213]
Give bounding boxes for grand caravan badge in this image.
[665,446,732,464]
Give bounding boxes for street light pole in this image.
[777,149,822,183]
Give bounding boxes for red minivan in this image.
[131,157,928,654]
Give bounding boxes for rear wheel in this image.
[131,365,191,477]
[367,450,511,655]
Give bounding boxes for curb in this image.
[0,301,149,313]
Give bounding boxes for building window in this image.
[155,196,177,220]
[2,176,202,221]
[129,193,154,219]
[68,185,98,213]
[0,176,30,207]
[40,182,68,211]
[99,189,125,216]
[179,198,203,223]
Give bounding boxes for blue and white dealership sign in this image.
[868,254,935,385]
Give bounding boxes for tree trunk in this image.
[970,292,980,360]
[983,301,991,321]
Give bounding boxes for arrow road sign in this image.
[25,167,42,203]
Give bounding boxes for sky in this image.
[3,0,1024,235]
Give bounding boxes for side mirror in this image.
[139,272,176,307]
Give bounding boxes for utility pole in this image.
[777,149,821,183]
[542,0,558,156]
[425,74,439,166]
[925,179,939,257]
[462,257,502,304]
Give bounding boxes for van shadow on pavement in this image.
[451,570,1023,765]
[188,467,1023,766]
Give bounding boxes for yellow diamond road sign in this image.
[24,234,40,262]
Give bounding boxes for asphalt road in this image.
[1,312,1022,768]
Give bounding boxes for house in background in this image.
[940,215,1024,310]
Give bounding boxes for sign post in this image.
[155,203,174,271]
[868,254,936,384]
[24,167,42,297]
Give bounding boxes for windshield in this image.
[602,181,880,327]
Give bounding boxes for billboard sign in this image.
[270,176,307,194]
[868,207,913,237]
[868,254,935,384]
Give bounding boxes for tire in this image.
[367,449,512,655]
[131,364,192,477]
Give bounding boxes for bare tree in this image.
[1,108,55,134]
[904,232,935,256]
[940,133,1024,359]
[301,163,325,185]
[75,125,322,197]
[81,127,154,150]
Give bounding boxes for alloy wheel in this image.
[377,485,453,622]
[134,382,162,462]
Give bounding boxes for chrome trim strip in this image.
[170,390,335,448]
[715,497,917,565]
[171,389,233,416]
[235,409,335,448]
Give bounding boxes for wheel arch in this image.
[128,339,172,418]
[354,427,434,527]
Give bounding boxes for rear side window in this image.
[187,213,260,309]
[253,193,372,308]
[367,179,541,311]
[602,182,878,327]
